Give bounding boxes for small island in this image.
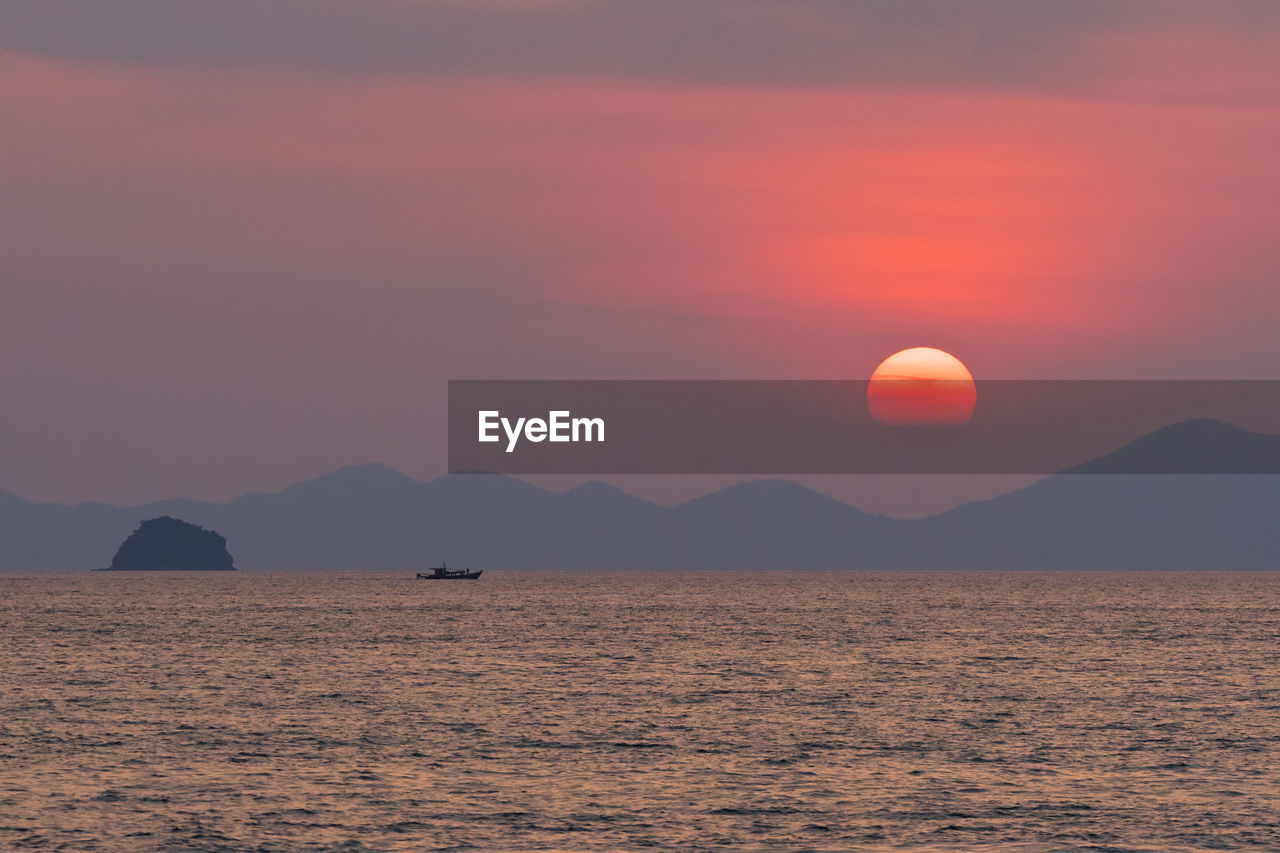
[97,516,237,571]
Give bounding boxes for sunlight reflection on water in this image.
[2,571,1279,851]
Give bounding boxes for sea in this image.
[2,571,1279,852]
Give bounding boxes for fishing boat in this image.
[416,562,482,580]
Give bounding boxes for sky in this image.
[2,1,1279,511]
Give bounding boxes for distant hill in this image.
[1,420,1278,571]
[1063,418,1280,474]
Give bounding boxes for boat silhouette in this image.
[416,562,482,580]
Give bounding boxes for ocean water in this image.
[2,572,1279,852]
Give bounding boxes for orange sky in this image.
[1,2,1279,506]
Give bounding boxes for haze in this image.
[2,1,1279,509]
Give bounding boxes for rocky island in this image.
[98,516,236,571]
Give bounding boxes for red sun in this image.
[867,347,976,425]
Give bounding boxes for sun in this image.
[867,347,976,425]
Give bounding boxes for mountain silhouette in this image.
[1063,418,1280,474]
[1,419,1278,571]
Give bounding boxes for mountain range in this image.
[2,419,1277,571]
